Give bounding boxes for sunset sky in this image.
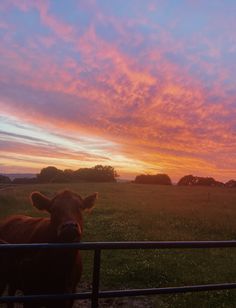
[0,0,236,181]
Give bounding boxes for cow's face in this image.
[30,190,97,242]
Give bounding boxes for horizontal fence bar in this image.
[1,283,236,303]
[0,292,91,303]
[1,240,236,250]
[100,283,236,297]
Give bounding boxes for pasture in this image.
[1,183,236,307]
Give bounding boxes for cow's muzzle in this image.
[57,221,81,242]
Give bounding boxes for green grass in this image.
[1,183,236,307]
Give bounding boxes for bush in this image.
[225,180,236,188]
[178,175,224,187]
[0,175,11,184]
[134,174,172,185]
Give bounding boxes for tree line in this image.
[133,174,236,187]
[0,165,118,184]
[0,168,236,187]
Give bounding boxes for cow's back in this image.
[0,215,52,243]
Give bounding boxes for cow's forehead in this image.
[52,190,83,204]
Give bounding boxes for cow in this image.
[0,189,98,308]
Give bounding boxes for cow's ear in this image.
[83,193,98,211]
[30,192,51,212]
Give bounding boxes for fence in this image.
[1,241,236,307]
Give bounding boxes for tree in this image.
[134,174,172,185]
[93,165,118,182]
[225,180,236,188]
[195,177,216,186]
[74,165,118,182]
[37,166,63,183]
[178,175,224,187]
[36,165,118,183]
[51,169,75,183]
[178,175,196,186]
[0,175,11,184]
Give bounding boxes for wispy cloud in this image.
[0,0,236,180]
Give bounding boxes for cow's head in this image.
[30,190,97,242]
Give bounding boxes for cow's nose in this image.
[58,221,81,242]
[62,222,78,230]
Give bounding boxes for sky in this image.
[0,0,236,181]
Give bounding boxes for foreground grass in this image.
[1,183,236,307]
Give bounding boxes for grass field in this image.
[1,183,236,307]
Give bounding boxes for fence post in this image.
[91,249,101,308]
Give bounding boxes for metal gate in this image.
[1,241,236,307]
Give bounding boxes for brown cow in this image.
[0,190,98,308]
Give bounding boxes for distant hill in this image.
[3,174,36,181]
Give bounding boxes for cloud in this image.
[0,0,236,181]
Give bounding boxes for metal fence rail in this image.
[1,241,236,307]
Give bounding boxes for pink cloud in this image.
[0,1,236,180]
